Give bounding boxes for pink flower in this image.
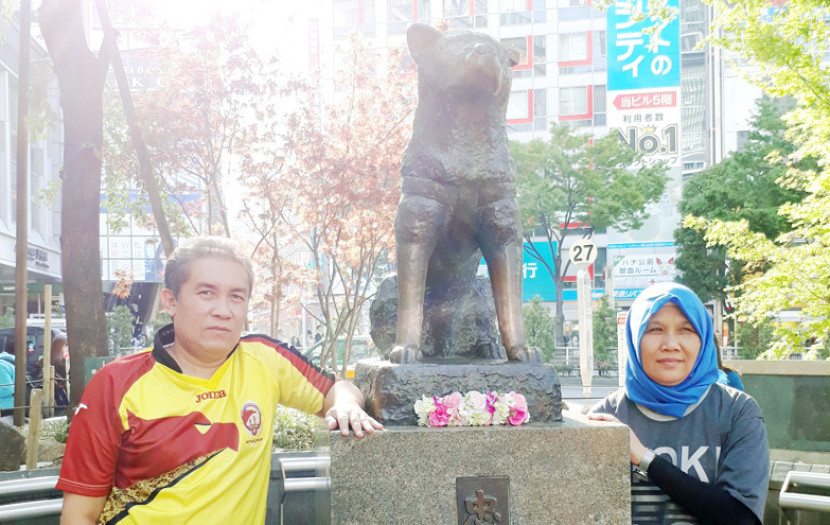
[507,407,529,425]
[443,392,462,410]
[428,403,451,426]
[485,391,498,414]
[507,393,530,425]
[443,392,464,426]
[415,390,528,427]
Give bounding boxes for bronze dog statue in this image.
[389,24,541,365]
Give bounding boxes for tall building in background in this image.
[0,13,65,317]
[85,1,206,337]
[312,0,757,322]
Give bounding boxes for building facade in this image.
[0,13,65,317]
[309,0,759,324]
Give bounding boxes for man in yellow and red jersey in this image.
[57,236,382,524]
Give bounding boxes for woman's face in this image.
[639,303,701,386]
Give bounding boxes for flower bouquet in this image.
[413,390,530,427]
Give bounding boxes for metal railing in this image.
[0,378,68,413]
[547,347,619,377]
[779,471,830,514]
[280,456,330,494]
[0,475,61,522]
[0,457,334,522]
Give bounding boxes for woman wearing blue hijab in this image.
[589,283,769,525]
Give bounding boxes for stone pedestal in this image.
[355,359,562,425]
[330,416,631,524]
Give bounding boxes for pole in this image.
[13,0,31,428]
[604,264,615,310]
[43,284,53,417]
[25,388,42,470]
[577,267,593,400]
[616,311,627,388]
[301,305,308,348]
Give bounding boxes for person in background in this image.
[589,282,768,525]
[714,332,744,391]
[48,333,69,413]
[56,236,382,524]
[25,341,40,386]
[0,337,14,417]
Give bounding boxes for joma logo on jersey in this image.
[195,390,227,403]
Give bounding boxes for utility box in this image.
[84,356,116,386]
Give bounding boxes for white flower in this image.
[414,390,528,427]
[491,396,511,426]
[457,391,484,425]
[414,396,435,426]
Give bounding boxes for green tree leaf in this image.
[511,122,669,344]
[675,97,807,304]
[522,296,556,362]
[684,0,830,359]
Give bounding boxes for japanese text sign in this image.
[607,0,681,91]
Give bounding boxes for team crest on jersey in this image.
[241,401,262,437]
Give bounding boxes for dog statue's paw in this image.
[506,345,543,364]
[389,345,423,364]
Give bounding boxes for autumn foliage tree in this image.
[241,35,416,375]
[238,133,305,339]
[101,13,297,333]
[104,13,270,238]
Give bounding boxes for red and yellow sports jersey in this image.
[57,326,334,525]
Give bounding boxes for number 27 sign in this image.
[569,239,597,266]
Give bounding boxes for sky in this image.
[138,0,326,230]
[153,0,321,73]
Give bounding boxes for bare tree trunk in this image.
[40,0,111,412]
[12,0,30,427]
[271,230,280,337]
[93,0,174,257]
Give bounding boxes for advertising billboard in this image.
[607,0,681,167]
[478,242,599,302]
[607,241,678,299]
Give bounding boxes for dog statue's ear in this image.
[506,47,521,68]
[407,23,442,65]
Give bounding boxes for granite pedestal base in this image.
[354,359,562,425]
[330,416,630,524]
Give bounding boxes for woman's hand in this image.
[587,412,649,466]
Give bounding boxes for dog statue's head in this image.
[407,24,519,101]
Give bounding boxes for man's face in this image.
[161,257,250,361]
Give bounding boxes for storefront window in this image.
[559,33,587,61]
[334,0,376,39]
[559,86,587,116]
[388,0,431,35]
[507,90,529,122]
[593,84,606,126]
[534,88,547,131]
[443,0,487,28]
[500,0,545,25]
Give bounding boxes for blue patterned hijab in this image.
[624,282,719,418]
